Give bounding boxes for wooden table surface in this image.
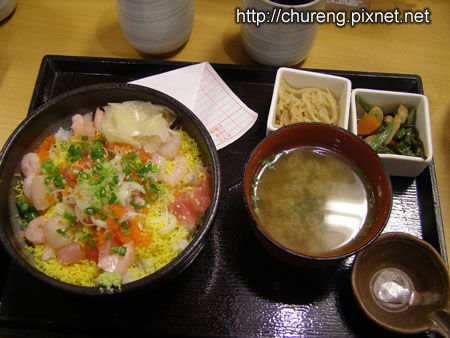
[1,0,449,258]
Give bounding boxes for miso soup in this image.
[251,146,373,257]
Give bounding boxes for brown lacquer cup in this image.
[352,232,450,336]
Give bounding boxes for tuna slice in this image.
[168,176,211,230]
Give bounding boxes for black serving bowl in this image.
[243,123,392,268]
[0,83,221,295]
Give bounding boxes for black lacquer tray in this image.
[0,55,446,337]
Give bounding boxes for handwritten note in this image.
[130,62,258,150]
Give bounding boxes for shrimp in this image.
[30,175,52,211]
[24,216,46,244]
[22,175,35,201]
[21,152,40,177]
[44,215,72,249]
[151,152,166,181]
[94,108,104,131]
[71,113,96,140]
[163,155,187,187]
[158,131,181,160]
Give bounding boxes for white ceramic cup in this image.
[0,0,16,21]
[115,0,194,55]
[240,0,326,66]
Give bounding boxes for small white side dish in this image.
[350,88,433,177]
[267,68,352,134]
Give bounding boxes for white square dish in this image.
[267,68,352,134]
[350,88,433,177]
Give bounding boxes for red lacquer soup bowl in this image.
[243,123,392,267]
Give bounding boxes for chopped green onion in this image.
[147,182,160,194]
[40,159,65,188]
[251,177,259,190]
[53,176,66,188]
[16,198,38,222]
[88,177,101,186]
[122,166,131,176]
[108,192,118,204]
[41,159,54,172]
[63,211,76,225]
[56,229,66,236]
[67,144,82,162]
[251,194,259,203]
[56,223,73,238]
[96,186,106,198]
[75,230,86,240]
[120,221,130,235]
[89,140,105,161]
[25,211,38,222]
[84,207,98,215]
[262,159,275,170]
[110,245,127,255]
[149,163,160,174]
[118,246,127,256]
[16,200,29,213]
[130,200,145,210]
[120,228,130,236]
[93,163,103,172]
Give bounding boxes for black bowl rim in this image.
[0,82,221,295]
[242,122,393,263]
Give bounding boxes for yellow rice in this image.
[24,129,204,286]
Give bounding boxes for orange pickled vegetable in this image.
[357,113,381,136]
